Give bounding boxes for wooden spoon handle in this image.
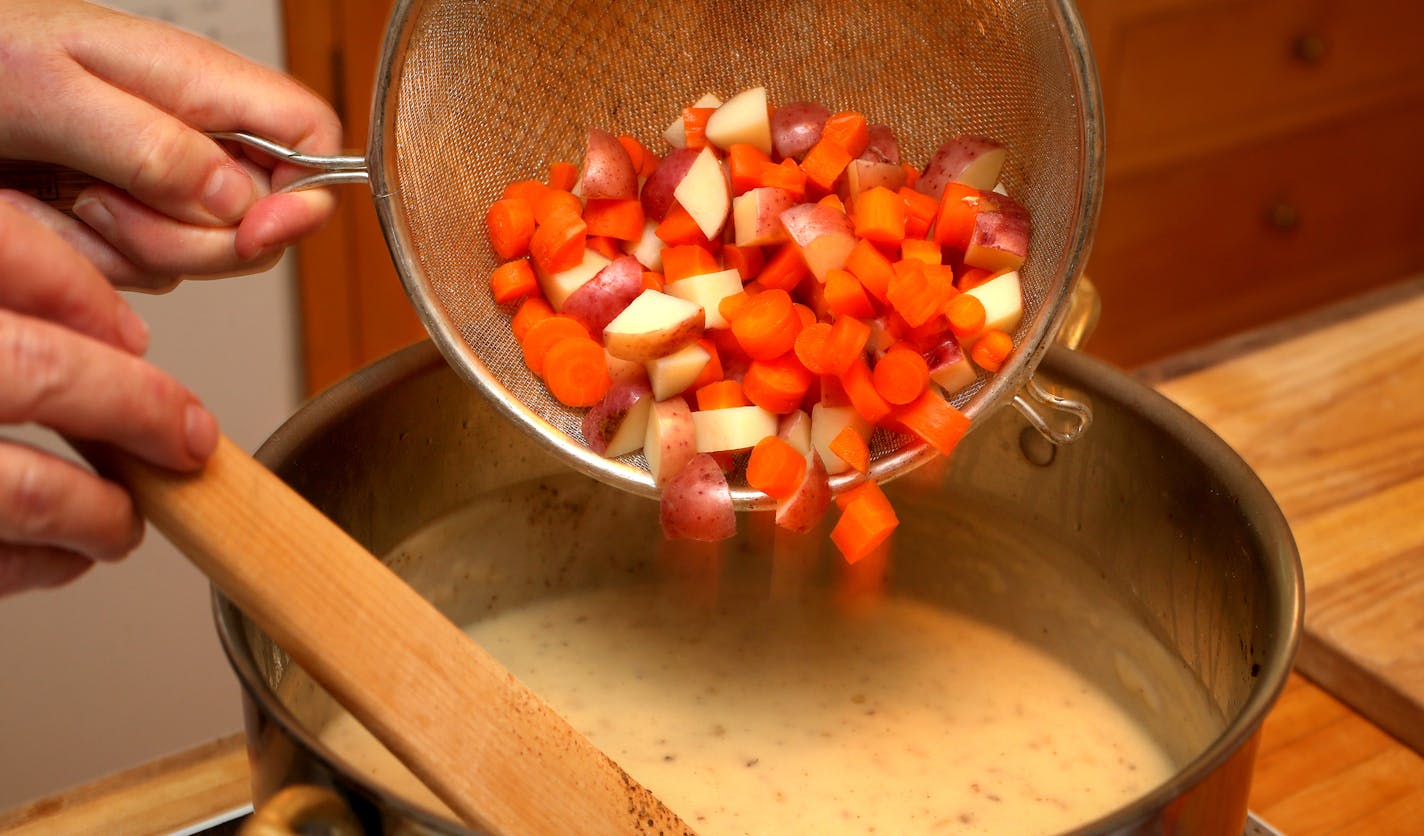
[79,434,687,836]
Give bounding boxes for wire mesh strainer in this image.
[285,0,1103,510]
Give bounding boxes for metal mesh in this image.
[371,0,1102,507]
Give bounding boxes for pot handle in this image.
[241,785,363,836]
[1012,275,1100,445]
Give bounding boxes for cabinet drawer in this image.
[1103,0,1424,176]
[1084,92,1424,367]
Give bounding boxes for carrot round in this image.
[839,356,892,424]
[532,188,583,226]
[520,315,589,377]
[746,436,808,500]
[511,296,554,341]
[828,425,870,475]
[971,329,1014,372]
[529,206,587,274]
[731,288,801,361]
[583,198,645,241]
[823,268,877,319]
[485,198,535,260]
[547,161,579,192]
[542,336,612,407]
[489,258,538,304]
[945,293,987,341]
[893,387,971,455]
[794,322,836,374]
[695,378,746,411]
[743,352,813,414]
[872,347,930,406]
[502,179,549,205]
[757,244,810,292]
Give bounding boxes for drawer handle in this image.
[1292,32,1328,65]
[1265,202,1302,234]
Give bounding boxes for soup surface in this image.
[319,582,1176,834]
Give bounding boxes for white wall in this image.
[0,0,303,810]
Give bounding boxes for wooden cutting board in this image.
[1152,278,1424,754]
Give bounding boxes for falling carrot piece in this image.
[945,293,987,341]
[489,258,538,305]
[583,198,645,241]
[820,111,870,157]
[839,356,892,424]
[828,425,870,475]
[485,198,536,260]
[893,387,971,455]
[731,289,802,361]
[852,186,907,245]
[746,435,809,500]
[511,296,554,341]
[542,336,612,407]
[547,161,579,191]
[661,244,720,282]
[872,346,930,406]
[743,352,814,415]
[528,206,587,275]
[696,378,746,411]
[830,479,898,564]
[971,329,1014,372]
[823,268,877,319]
[520,314,590,377]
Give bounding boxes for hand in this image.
[0,0,344,291]
[0,200,219,595]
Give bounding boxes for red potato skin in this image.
[965,191,1031,272]
[774,451,832,534]
[780,203,853,249]
[561,255,645,334]
[602,309,705,364]
[639,147,700,221]
[861,123,900,165]
[581,379,653,455]
[914,135,1006,201]
[581,128,639,200]
[660,453,737,542]
[647,396,697,485]
[770,100,830,161]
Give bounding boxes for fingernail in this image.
[117,306,150,355]
[185,402,219,462]
[72,195,115,234]
[203,165,256,223]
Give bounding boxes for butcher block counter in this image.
[3,281,1424,835]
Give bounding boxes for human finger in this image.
[0,544,95,597]
[0,194,150,350]
[0,438,143,564]
[0,309,218,471]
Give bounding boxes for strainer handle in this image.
[215,131,369,191]
[1010,275,1100,445]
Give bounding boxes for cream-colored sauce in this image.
[319,585,1175,834]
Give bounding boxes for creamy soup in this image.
[318,582,1176,834]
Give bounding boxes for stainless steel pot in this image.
[215,340,1301,835]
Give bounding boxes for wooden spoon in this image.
[79,434,689,836]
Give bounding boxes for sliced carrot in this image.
[852,186,907,245]
[746,435,808,500]
[820,111,870,157]
[932,182,982,251]
[945,293,987,341]
[695,378,747,411]
[830,479,898,564]
[845,238,894,305]
[872,346,930,406]
[547,161,579,191]
[957,266,997,290]
[728,143,772,196]
[528,206,587,274]
[723,244,765,282]
[616,134,646,176]
[901,238,941,265]
[759,158,808,202]
[893,386,971,455]
[542,336,611,407]
[898,187,939,239]
[828,315,872,373]
[642,270,665,292]
[683,106,716,150]
[743,352,814,414]
[718,289,756,325]
[731,288,801,361]
[793,302,817,330]
[689,338,724,390]
[655,202,714,247]
[971,329,1014,372]
[799,138,853,192]
[661,244,720,283]
[489,258,538,304]
[793,322,835,374]
[586,235,622,261]
[823,268,877,319]
[900,164,920,189]
[520,314,589,377]
[511,295,554,341]
[817,193,846,213]
[485,197,536,260]
[532,188,582,226]
[582,198,645,241]
[839,356,892,424]
[887,259,953,328]
[828,425,870,475]
[758,243,810,292]
[502,179,549,205]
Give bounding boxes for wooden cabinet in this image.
[1077,0,1424,366]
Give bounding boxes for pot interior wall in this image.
[222,343,1298,832]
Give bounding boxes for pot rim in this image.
[213,340,1303,835]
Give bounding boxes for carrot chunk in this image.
[489,258,538,304]
[844,238,894,304]
[582,198,645,241]
[893,387,971,456]
[485,197,535,260]
[542,336,612,407]
[830,479,898,564]
[971,329,1014,372]
[661,244,720,283]
[731,289,802,360]
[945,293,987,341]
[820,111,870,157]
[547,161,579,191]
[839,356,892,424]
[743,352,814,414]
[695,378,746,411]
[828,425,870,475]
[528,206,587,275]
[823,268,877,319]
[852,186,907,245]
[746,435,809,500]
[511,295,554,341]
[872,346,930,406]
[520,315,589,378]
